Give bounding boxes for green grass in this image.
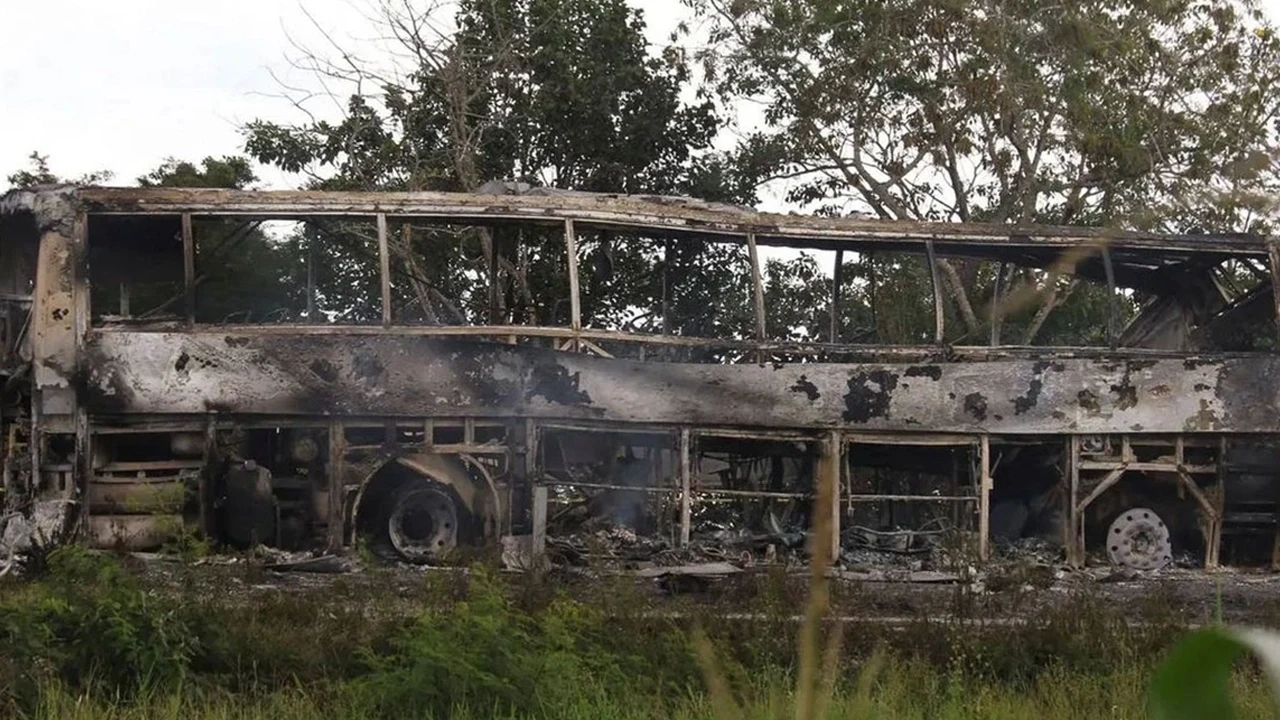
[1,547,1275,719]
[15,661,1276,720]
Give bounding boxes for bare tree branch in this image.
[1022,278,1079,344]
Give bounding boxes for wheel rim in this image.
[388,486,459,562]
[1106,507,1172,571]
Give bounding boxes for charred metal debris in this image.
[3,184,1280,579]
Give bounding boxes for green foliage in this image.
[242,0,771,337]
[684,0,1280,346]
[352,566,683,718]
[5,151,112,190]
[689,0,1280,232]
[2,554,1276,719]
[246,0,721,195]
[159,524,212,562]
[0,548,198,707]
[1150,627,1280,720]
[138,156,257,189]
[15,646,1280,719]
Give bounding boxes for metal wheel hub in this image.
[388,485,459,563]
[1106,507,1171,571]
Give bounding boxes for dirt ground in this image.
[116,551,1280,628]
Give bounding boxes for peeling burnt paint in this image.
[1185,398,1221,431]
[963,392,988,421]
[77,332,1268,434]
[351,350,385,381]
[70,363,131,415]
[842,370,898,423]
[527,360,591,405]
[1011,361,1064,416]
[1012,379,1042,415]
[1109,362,1143,411]
[1110,382,1138,410]
[309,359,339,383]
[1078,389,1101,414]
[790,375,820,401]
[904,365,942,381]
[453,350,519,407]
[0,185,79,236]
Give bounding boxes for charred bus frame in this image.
[3,184,1280,569]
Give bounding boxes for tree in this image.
[139,156,257,190]
[246,0,722,194]
[685,0,1280,344]
[145,158,311,324]
[243,0,765,350]
[81,156,307,325]
[5,152,112,190]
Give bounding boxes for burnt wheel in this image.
[356,456,489,565]
[1106,507,1172,571]
[386,482,460,563]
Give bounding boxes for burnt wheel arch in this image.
[352,455,493,563]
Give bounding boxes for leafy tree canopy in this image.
[138,156,257,190]
[689,0,1280,230]
[242,0,764,350]
[682,0,1280,344]
[5,152,112,190]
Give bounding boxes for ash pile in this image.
[541,485,964,574]
[537,444,823,570]
[531,429,1078,580]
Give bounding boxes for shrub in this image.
[0,547,198,708]
[352,566,688,718]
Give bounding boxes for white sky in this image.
[0,0,694,191]
[2,0,1278,200]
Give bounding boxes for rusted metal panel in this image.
[547,353,1242,435]
[91,322,1280,363]
[32,223,79,398]
[73,186,1268,258]
[18,193,89,443]
[82,332,525,417]
[82,331,1271,434]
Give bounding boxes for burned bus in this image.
[2,183,1279,571]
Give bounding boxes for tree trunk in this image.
[1022,278,1078,344]
[937,258,981,333]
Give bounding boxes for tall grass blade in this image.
[794,431,839,720]
[692,627,742,720]
[812,620,845,720]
